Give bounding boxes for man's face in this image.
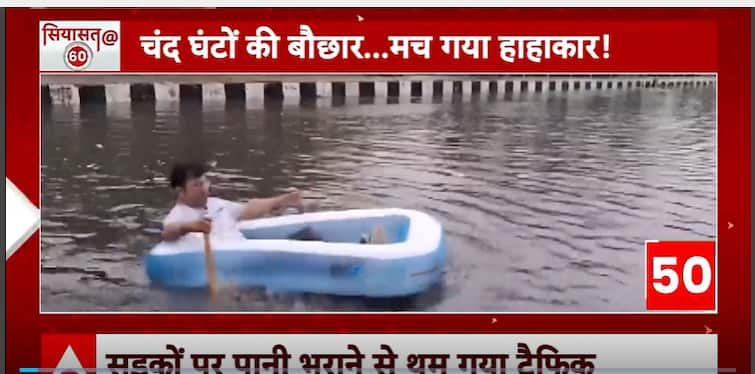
[178,174,210,207]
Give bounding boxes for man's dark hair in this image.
[169,161,209,189]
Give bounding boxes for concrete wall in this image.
[42,75,716,106]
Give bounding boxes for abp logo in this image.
[41,334,96,374]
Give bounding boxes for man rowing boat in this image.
[161,161,387,244]
[161,161,311,241]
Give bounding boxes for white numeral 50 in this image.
[653,256,712,294]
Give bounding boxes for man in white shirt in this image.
[161,161,305,241]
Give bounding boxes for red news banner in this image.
[41,20,718,73]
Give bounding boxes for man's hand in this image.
[281,189,303,210]
[162,218,212,241]
[239,189,306,220]
[183,218,212,234]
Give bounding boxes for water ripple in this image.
[41,87,716,312]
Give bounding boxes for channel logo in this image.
[39,21,121,72]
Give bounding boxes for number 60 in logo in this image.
[645,241,716,311]
[64,42,92,71]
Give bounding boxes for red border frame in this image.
[6,8,751,374]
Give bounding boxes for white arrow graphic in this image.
[53,345,86,374]
[6,178,40,260]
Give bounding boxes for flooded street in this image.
[40,86,716,312]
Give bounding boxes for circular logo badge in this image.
[64,42,93,71]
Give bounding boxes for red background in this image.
[40,334,96,373]
[116,20,717,73]
[645,241,716,311]
[7,7,751,374]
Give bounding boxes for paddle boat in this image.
[144,208,446,297]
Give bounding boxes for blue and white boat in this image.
[145,208,446,297]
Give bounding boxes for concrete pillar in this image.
[496,80,505,94]
[282,82,300,101]
[245,83,265,103]
[338,82,353,97]
[479,81,489,96]
[442,80,453,98]
[422,80,434,98]
[374,81,388,97]
[398,81,411,98]
[49,84,79,105]
[104,84,130,103]
[202,83,226,102]
[153,83,179,102]
[462,81,472,96]
[312,81,330,97]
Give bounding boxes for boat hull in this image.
[145,209,446,297]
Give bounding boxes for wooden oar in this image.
[203,199,319,303]
[203,232,219,301]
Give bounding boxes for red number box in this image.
[645,241,716,311]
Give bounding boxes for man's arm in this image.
[161,219,212,241]
[238,190,302,220]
